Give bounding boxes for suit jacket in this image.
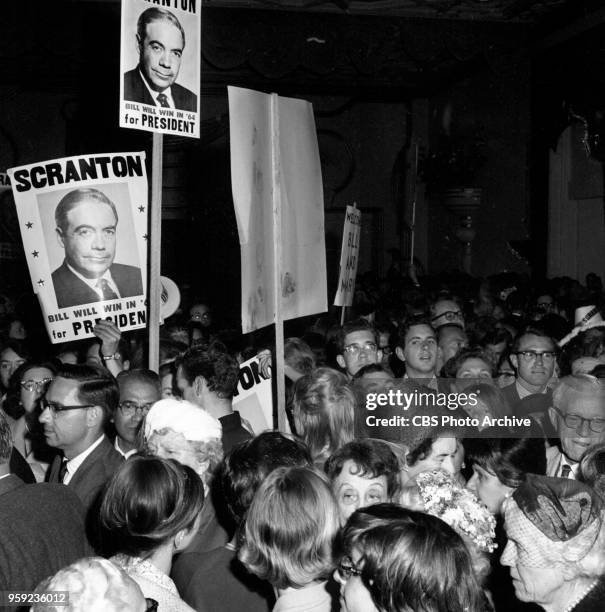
[0,475,91,591]
[51,261,143,309]
[501,381,522,409]
[47,435,123,513]
[124,67,197,112]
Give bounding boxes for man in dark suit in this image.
[51,188,143,308]
[502,326,556,409]
[124,7,197,112]
[0,412,90,591]
[40,363,123,514]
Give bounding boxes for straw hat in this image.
[559,306,605,347]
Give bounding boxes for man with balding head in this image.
[547,374,605,479]
[52,188,143,308]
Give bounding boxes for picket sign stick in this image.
[148,133,163,373]
[339,200,358,326]
[409,144,418,269]
[270,93,287,432]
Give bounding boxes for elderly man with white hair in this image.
[143,398,229,565]
[548,375,605,479]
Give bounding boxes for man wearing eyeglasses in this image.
[335,319,382,379]
[503,327,557,410]
[547,375,605,479]
[41,364,123,515]
[429,298,465,331]
[113,370,161,459]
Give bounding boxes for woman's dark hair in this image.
[464,434,546,487]
[99,455,204,558]
[2,360,57,420]
[325,439,401,499]
[341,504,487,612]
[219,432,312,526]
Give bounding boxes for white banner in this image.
[119,0,200,138]
[229,86,327,333]
[8,153,148,343]
[334,205,361,307]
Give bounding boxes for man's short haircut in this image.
[55,363,120,419]
[429,296,462,317]
[336,318,378,353]
[55,188,118,234]
[396,316,435,349]
[465,436,546,488]
[219,432,313,526]
[284,338,316,375]
[553,374,605,412]
[325,439,401,499]
[442,347,494,379]
[0,411,13,464]
[137,7,186,47]
[239,467,339,589]
[177,341,239,400]
[116,368,161,396]
[511,325,556,354]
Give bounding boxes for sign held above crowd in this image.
[334,203,361,308]
[119,0,201,138]
[7,152,149,343]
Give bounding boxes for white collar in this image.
[114,437,137,460]
[139,69,175,109]
[63,434,105,484]
[66,263,120,299]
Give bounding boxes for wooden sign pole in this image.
[148,133,163,373]
[270,93,286,432]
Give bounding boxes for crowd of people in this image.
[2,268,605,612]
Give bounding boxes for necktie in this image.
[97,278,118,301]
[157,93,170,108]
[58,458,69,484]
[560,463,572,479]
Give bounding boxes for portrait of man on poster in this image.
[123,7,197,112]
[51,188,143,309]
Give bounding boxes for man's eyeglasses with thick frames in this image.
[431,310,463,323]
[343,342,378,356]
[514,350,557,363]
[40,398,95,415]
[20,378,53,392]
[118,401,154,417]
[552,407,605,433]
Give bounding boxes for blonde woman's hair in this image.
[239,466,340,589]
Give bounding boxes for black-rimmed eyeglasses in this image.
[40,398,95,415]
[118,401,154,417]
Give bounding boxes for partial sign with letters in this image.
[232,355,273,434]
[8,152,148,343]
[119,0,200,138]
[334,205,361,307]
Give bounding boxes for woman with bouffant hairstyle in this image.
[292,367,356,467]
[239,466,340,612]
[100,455,204,611]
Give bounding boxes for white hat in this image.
[144,399,222,443]
[160,275,181,321]
[559,306,605,347]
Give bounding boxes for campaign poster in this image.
[334,205,361,307]
[7,153,148,344]
[232,355,274,434]
[229,86,327,333]
[119,0,200,138]
[0,172,10,192]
